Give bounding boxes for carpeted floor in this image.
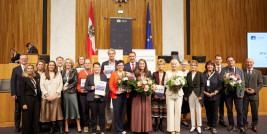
[0,116,265,134]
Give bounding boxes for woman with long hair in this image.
[40,61,64,134]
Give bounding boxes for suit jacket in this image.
[100,60,118,75]
[243,68,263,100]
[185,71,205,104]
[85,73,108,101]
[61,69,78,94]
[11,65,23,96]
[19,76,41,105]
[124,62,138,73]
[220,66,245,97]
[203,71,222,101]
[164,71,184,97]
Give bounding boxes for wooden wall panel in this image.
[0,0,44,64]
[184,0,267,74]
[76,0,162,59]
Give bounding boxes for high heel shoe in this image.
[197,126,202,134]
[190,127,196,133]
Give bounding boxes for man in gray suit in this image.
[243,58,263,133]
[215,54,227,127]
[220,56,246,134]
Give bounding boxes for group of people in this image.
[11,49,263,134]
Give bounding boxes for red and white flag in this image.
[87,1,95,60]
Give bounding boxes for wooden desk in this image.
[26,54,39,64]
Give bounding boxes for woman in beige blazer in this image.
[164,59,184,134]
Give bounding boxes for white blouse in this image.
[40,72,63,99]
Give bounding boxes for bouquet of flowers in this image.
[222,72,243,92]
[166,75,187,94]
[117,72,136,92]
[134,78,156,96]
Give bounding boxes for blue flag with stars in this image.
[146,2,153,49]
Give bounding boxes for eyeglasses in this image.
[117,65,124,67]
[181,64,188,66]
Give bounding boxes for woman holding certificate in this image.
[184,60,204,134]
[109,60,128,134]
[85,62,108,134]
[151,59,166,132]
[203,60,221,134]
[164,59,184,134]
[40,61,64,134]
[131,59,152,133]
[61,58,81,133]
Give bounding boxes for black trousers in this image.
[113,94,127,134]
[126,94,132,126]
[204,99,219,128]
[218,94,226,123]
[89,99,106,133]
[225,94,243,129]
[79,93,90,126]
[243,98,259,127]
[15,96,22,127]
[22,96,40,134]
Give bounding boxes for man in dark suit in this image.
[11,54,28,132]
[123,51,138,129]
[220,56,246,134]
[214,54,227,127]
[26,42,38,54]
[243,58,263,132]
[100,49,117,131]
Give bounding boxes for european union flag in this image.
[146,2,153,49]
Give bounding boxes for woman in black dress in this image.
[10,48,20,63]
[180,59,190,127]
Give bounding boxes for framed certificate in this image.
[95,81,107,96]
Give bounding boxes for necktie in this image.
[217,66,220,73]
[248,69,251,78]
[132,63,135,72]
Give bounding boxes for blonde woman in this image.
[10,48,20,63]
[151,59,166,132]
[180,59,190,127]
[184,60,204,134]
[19,64,41,134]
[164,59,184,134]
[40,61,64,134]
[61,58,81,133]
[36,60,46,77]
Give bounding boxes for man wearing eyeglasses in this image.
[220,56,246,134]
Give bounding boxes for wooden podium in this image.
[26,54,39,64]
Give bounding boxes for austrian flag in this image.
[87,1,96,60]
